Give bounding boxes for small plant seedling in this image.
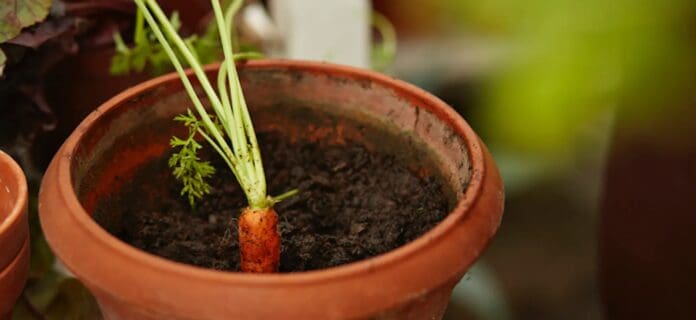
[135,0,295,273]
[112,2,259,76]
[111,8,217,76]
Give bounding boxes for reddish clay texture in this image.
[0,151,30,320]
[239,208,281,273]
[39,60,504,319]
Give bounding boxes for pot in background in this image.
[39,60,504,319]
[0,151,30,320]
[34,0,212,170]
[600,100,696,318]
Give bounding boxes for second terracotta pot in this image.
[0,151,30,320]
[39,60,504,319]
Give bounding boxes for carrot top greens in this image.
[135,0,295,209]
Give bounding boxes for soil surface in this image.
[95,132,450,272]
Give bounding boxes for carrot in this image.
[238,207,281,273]
[138,0,297,273]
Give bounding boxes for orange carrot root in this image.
[238,207,281,273]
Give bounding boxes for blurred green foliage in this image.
[111,10,224,76]
[440,0,696,160]
[0,0,52,42]
[0,0,52,76]
[371,11,398,71]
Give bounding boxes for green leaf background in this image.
[0,0,53,43]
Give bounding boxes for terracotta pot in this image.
[600,102,696,318]
[0,151,30,320]
[39,60,504,319]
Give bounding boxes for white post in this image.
[267,0,371,68]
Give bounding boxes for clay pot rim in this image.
[0,151,28,236]
[0,237,29,279]
[52,59,488,285]
[0,237,29,318]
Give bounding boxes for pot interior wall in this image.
[69,66,472,221]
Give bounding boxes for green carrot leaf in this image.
[169,109,216,207]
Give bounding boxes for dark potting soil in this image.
[98,132,450,272]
